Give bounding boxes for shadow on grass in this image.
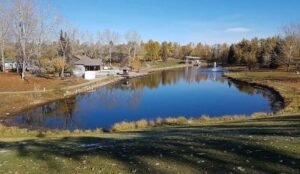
[0,115,300,173]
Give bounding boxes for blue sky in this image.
[50,0,300,44]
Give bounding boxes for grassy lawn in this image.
[0,72,86,92]
[143,59,185,70]
[0,114,299,174]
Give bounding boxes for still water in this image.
[4,67,283,130]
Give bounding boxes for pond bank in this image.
[0,113,299,174]
[224,72,300,113]
[0,63,190,118]
[225,76,285,113]
[3,66,286,131]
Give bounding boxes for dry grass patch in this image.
[112,121,136,131]
[0,72,85,92]
[135,119,148,128]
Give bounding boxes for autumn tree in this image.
[125,30,141,63]
[160,41,171,61]
[143,40,161,61]
[181,43,193,58]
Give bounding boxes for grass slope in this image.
[0,114,299,174]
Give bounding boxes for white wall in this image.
[73,65,85,77]
[84,71,96,80]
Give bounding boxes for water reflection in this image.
[5,67,284,130]
[12,97,79,130]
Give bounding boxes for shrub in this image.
[112,121,136,131]
[149,120,156,127]
[94,128,104,133]
[156,117,163,125]
[84,129,92,134]
[199,115,210,122]
[135,119,148,129]
[165,117,178,125]
[177,116,188,124]
[219,115,247,121]
[73,129,83,134]
[251,112,269,119]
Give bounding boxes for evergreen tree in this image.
[227,44,236,64]
[270,40,284,69]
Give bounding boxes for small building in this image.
[0,60,17,71]
[71,55,103,79]
[185,56,202,66]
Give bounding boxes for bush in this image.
[199,115,210,122]
[94,128,104,133]
[135,119,148,128]
[112,121,136,131]
[156,117,163,125]
[149,120,156,127]
[219,115,247,121]
[251,112,269,119]
[84,129,92,134]
[177,116,188,124]
[165,117,178,125]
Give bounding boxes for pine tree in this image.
[227,44,236,64]
[270,41,284,69]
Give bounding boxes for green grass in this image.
[145,59,184,70]
[0,114,299,174]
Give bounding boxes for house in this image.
[71,55,102,79]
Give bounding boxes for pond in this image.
[4,67,284,130]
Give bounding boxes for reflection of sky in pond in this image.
[5,67,283,130]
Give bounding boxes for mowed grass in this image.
[0,114,299,174]
[145,59,184,70]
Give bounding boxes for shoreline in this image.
[0,63,191,119]
[225,76,286,113]
[1,65,289,132]
[224,72,300,114]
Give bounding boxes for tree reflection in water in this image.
[5,67,284,130]
[12,97,80,130]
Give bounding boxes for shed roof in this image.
[73,55,102,66]
[185,56,201,60]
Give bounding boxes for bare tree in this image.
[34,3,61,68]
[125,30,141,63]
[0,3,10,72]
[58,30,71,79]
[100,29,120,66]
[79,31,98,58]
[281,23,300,71]
[11,0,38,80]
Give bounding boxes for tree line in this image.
[0,0,300,81]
